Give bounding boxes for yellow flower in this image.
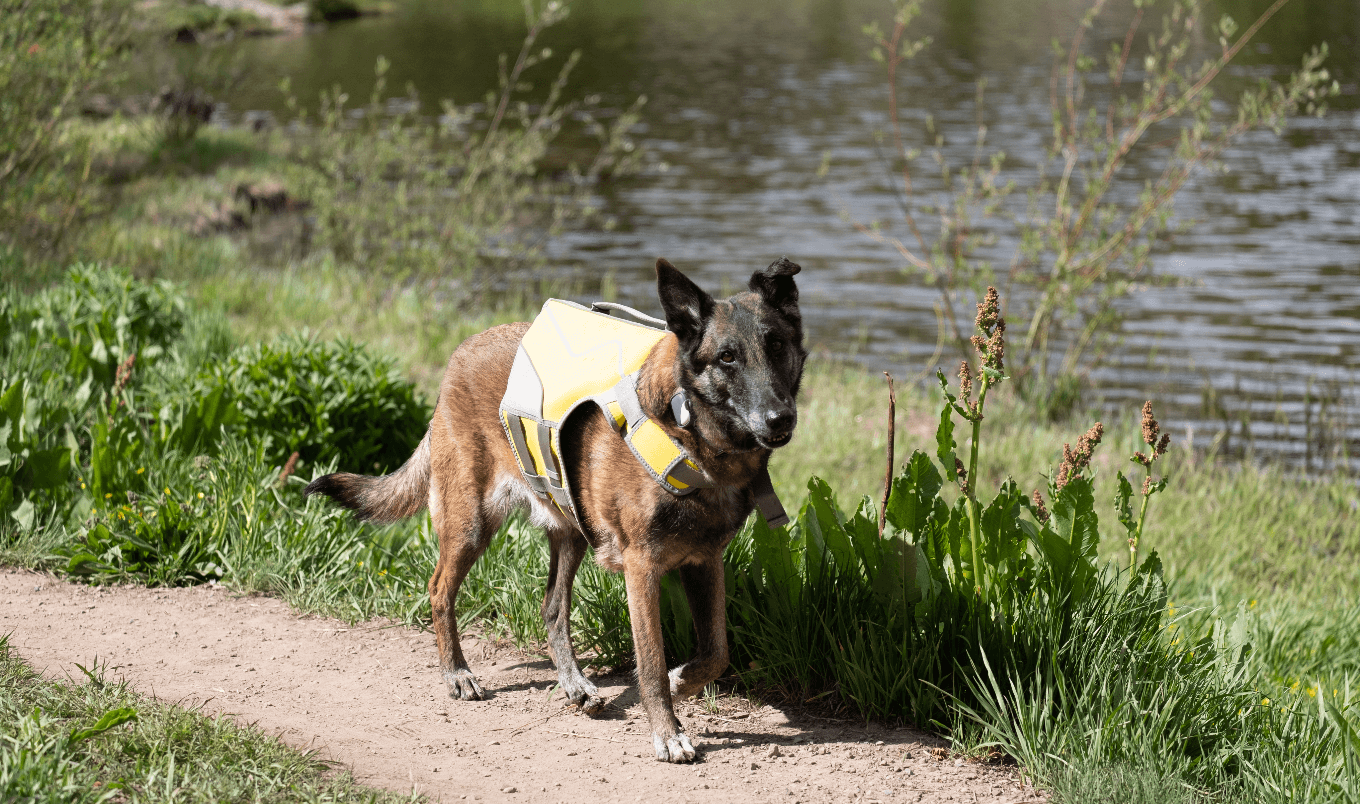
[1249,599,1256,608]
[164,487,171,495]
[80,482,86,489]
[135,467,145,475]
[1261,698,1270,706]
[104,493,112,499]
[379,569,386,575]
[1308,687,1317,698]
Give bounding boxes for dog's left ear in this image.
[749,256,802,325]
[656,258,715,348]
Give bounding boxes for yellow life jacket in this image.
[498,299,788,529]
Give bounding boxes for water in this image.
[216,0,1360,471]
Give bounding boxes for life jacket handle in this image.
[589,302,668,330]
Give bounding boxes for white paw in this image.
[652,731,696,763]
[443,668,485,700]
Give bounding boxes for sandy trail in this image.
[2,568,1043,803]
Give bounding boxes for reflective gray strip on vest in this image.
[546,482,574,514]
[666,460,712,490]
[614,373,648,432]
[535,421,559,482]
[751,466,789,528]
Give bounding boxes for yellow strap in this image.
[628,419,683,480]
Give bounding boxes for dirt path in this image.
[2,568,1043,803]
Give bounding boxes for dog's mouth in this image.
[759,431,794,449]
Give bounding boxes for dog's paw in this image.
[562,677,605,715]
[652,731,696,763]
[443,667,485,701]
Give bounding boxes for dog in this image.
[304,257,806,762]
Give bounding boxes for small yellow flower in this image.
[104,493,112,499]
[197,492,204,499]
[164,487,171,495]
[357,561,363,567]
[379,569,386,575]
[1249,599,1257,608]
[1261,698,1270,707]
[136,467,145,475]
[80,482,86,489]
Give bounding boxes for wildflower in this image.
[135,467,145,475]
[277,451,301,487]
[197,492,204,499]
[970,287,1006,373]
[975,287,1000,332]
[113,353,136,395]
[1261,698,1270,706]
[1135,401,1172,467]
[104,493,112,499]
[1031,489,1049,524]
[80,482,86,489]
[1056,422,1103,489]
[164,487,171,495]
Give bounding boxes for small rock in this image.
[767,744,781,758]
[488,740,500,746]
[501,786,516,793]
[750,762,759,770]
[954,758,965,766]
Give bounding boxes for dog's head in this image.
[656,257,807,452]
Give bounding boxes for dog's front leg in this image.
[669,553,729,699]
[623,557,695,762]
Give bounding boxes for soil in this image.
[3,568,1046,804]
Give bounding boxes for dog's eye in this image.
[768,339,783,354]
[719,350,736,364]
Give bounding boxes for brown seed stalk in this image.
[958,361,973,402]
[1057,421,1104,489]
[277,451,301,487]
[1031,489,1050,524]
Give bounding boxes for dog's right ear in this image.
[656,258,714,348]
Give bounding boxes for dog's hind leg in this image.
[542,527,604,713]
[669,552,730,700]
[428,487,499,702]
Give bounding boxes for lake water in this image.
[217,0,1360,472]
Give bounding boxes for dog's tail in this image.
[303,430,432,524]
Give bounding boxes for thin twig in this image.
[545,730,624,743]
[879,372,896,537]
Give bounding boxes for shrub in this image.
[196,333,431,473]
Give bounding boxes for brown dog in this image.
[304,257,806,762]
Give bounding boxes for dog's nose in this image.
[764,408,795,436]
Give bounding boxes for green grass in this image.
[0,635,415,802]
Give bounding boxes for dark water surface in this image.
[220,0,1360,471]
